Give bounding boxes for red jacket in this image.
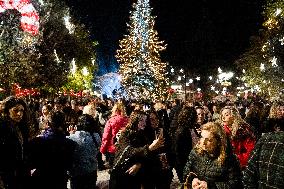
[100,114,128,154]
[224,123,256,169]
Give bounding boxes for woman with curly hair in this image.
[183,122,242,189]
[263,100,284,133]
[219,106,256,170]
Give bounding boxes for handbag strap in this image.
[184,172,198,188]
[112,145,130,169]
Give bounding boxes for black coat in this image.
[0,119,29,189]
[175,127,193,182]
[26,129,76,189]
[109,128,151,189]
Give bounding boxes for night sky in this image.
[65,0,264,76]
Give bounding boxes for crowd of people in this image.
[0,94,284,189]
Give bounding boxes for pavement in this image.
[96,168,181,189]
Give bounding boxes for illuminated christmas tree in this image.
[236,0,284,98]
[116,0,168,100]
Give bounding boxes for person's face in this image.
[187,102,194,107]
[9,104,25,123]
[212,105,217,113]
[42,106,49,115]
[276,106,284,118]
[200,130,218,155]
[54,104,62,111]
[221,108,234,125]
[196,108,205,124]
[150,113,159,129]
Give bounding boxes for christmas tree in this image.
[236,0,284,98]
[116,0,168,100]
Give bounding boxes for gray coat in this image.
[243,131,284,189]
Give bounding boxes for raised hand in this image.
[125,163,142,176]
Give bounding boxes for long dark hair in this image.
[3,96,28,122]
[120,110,148,142]
[2,96,30,140]
[177,106,197,130]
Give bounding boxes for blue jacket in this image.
[67,131,101,176]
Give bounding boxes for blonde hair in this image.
[269,101,284,119]
[219,106,246,138]
[83,104,96,117]
[111,102,127,117]
[196,122,227,166]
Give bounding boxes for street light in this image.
[71,58,76,75]
[218,70,234,95]
[82,67,89,76]
[82,67,89,90]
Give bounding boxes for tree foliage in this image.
[0,0,97,94]
[236,0,284,98]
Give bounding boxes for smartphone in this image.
[143,105,150,111]
[155,128,163,139]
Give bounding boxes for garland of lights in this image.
[0,0,39,35]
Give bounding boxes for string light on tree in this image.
[116,0,168,100]
[270,56,278,67]
[279,36,284,45]
[260,63,265,71]
[64,13,75,34]
[275,8,282,16]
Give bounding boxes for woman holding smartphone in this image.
[109,110,164,189]
[142,109,173,189]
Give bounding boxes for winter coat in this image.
[175,127,193,182]
[0,119,27,189]
[143,126,173,189]
[223,123,256,169]
[67,131,101,177]
[168,105,182,141]
[243,131,284,189]
[109,127,152,189]
[183,149,243,189]
[100,114,128,154]
[26,128,76,189]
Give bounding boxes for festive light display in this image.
[0,0,97,95]
[236,0,284,98]
[95,72,126,99]
[116,0,168,100]
[12,83,40,96]
[0,0,40,35]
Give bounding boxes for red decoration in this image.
[0,0,40,35]
[12,83,40,97]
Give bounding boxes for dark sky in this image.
[66,0,264,75]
